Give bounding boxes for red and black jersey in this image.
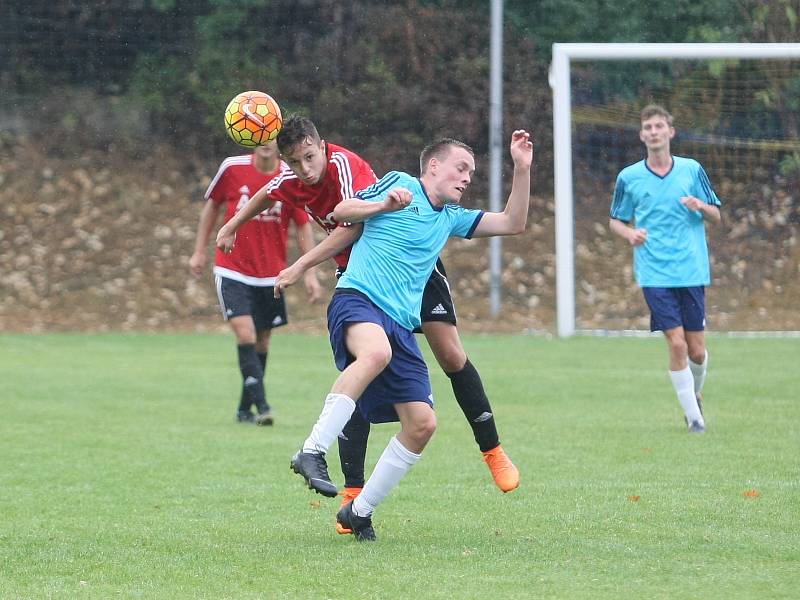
[262,142,377,268]
[205,154,310,284]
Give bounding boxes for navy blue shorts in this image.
[327,289,433,424]
[338,258,457,334]
[642,286,706,332]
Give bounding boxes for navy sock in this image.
[237,344,268,413]
[447,359,500,452]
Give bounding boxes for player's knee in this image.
[437,347,467,373]
[230,317,256,344]
[688,346,706,364]
[420,412,437,442]
[360,346,392,374]
[666,334,688,357]
[408,412,437,445]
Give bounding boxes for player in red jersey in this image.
[216,116,519,531]
[191,141,322,425]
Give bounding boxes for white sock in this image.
[302,393,356,454]
[670,366,703,424]
[689,350,708,395]
[352,436,421,517]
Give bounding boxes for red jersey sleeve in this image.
[329,151,378,199]
[287,202,310,226]
[205,160,235,204]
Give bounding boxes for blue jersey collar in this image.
[644,156,674,179]
[418,179,444,211]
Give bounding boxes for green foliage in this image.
[779,151,800,178]
[2,0,797,176]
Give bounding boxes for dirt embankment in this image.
[2,138,798,334]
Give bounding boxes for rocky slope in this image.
[1,137,798,334]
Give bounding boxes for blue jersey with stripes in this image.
[336,171,483,330]
[610,156,721,287]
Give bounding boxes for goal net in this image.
[551,43,800,336]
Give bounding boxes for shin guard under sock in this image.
[338,409,371,488]
[237,344,267,412]
[447,359,500,452]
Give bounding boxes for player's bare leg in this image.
[686,330,708,417]
[339,401,436,541]
[291,323,390,497]
[664,326,705,432]
[422,321,519,492]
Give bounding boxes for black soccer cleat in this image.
[254,409,274,426]
[236,410,255,423]
[290,451,338,497]
[336,500,376,542]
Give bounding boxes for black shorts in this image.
[414,258,456,332]
[215,275,288,331]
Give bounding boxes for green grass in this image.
[1,333,798,599]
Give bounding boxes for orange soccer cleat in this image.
[482,445,520,493]
[335,487,363,534]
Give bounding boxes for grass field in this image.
[1,333,798,599]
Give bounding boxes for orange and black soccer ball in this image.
[224,91,282,147]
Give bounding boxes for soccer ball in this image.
[224,91,282,147]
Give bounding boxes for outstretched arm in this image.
[274,224,363,297]
[472,130,533,237]
[215,183,277,253]
[294,221,323,303]
[332,188,412,223]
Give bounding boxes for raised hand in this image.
[509,129,533,170]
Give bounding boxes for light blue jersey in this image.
[610,156,721,287]
[337,171,483,330]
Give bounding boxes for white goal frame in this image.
[549,43,800,338]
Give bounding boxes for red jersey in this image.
[205,154,310,284]
[262,142,377,268]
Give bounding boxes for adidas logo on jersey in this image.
[430,303,448,315]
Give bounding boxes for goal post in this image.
[550,43,800,338]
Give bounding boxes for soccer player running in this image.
[216,117,521,526]
[609,104,721,433]
[190,141,322,425]
[287,130,533,541]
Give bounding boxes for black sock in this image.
[237,344,268,413]
[258,351,268,373]
[338,410,371,488]
[447,359,500,452]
